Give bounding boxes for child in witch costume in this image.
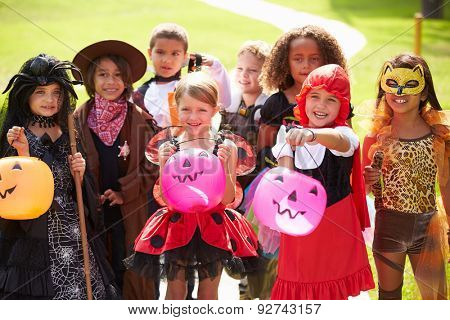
[132,22,231,128]
[127,72,260,300]
[363,54,449,299]
[271,64,374,299]
[0,54,116,299]
[72,40,158,299]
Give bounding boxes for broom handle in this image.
[68,114,93,300]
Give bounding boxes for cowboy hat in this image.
[72,40,146,83]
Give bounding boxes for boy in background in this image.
[133,22,231,129]
[132,22,231,299]
[220,40,276,300]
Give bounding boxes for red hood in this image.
[293,64,350,127]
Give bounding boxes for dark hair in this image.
[0,54,77,155]
[260,25,347,92]
[376,53,441,110]
[149,23,189,52]
[85,54,133,99]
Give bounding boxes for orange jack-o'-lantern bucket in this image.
[0,157,54,220]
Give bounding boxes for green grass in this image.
[1,0,448,107]
[366,245,450,300]
[0,0,449,299]
[270,0,450,109]
[266,1,450,299]
[0,0,281,104]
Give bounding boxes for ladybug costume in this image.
[126,132,260,281]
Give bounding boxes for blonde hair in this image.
[149,23,189,52]
[237,40,271,63]
[175,72,218,108]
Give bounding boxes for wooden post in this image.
[414,13,423,55]
[68,114,93,300]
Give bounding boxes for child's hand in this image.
[159,142,177,166]
[7,126,29,156]
[217,143,232,165]
[364,166,381,186]
[101,189,124,206]
[68,152,86,181]
[200,54,213,67]
[285,128,315,147]
[189,53,214,67]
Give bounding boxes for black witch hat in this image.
[2,53,83,99]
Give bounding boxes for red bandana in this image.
[87,93,127,146]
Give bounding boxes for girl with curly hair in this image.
[256,25,348,165]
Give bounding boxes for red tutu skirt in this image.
[127,204,260,281]
[271,194,375,300]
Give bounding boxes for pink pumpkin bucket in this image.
[253,167,327,236]
[161,148,226,213]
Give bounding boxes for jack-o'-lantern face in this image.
[0,157,54,220]
[161,148,226,213]
[253,167,327,236]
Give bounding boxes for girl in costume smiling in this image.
[73,40,158,299]
[271,64,374,300]
[257,25,349,167]
[249,26,351,298]
[0,54,115,299]
[363,53,449,299]
[127,72,259,300]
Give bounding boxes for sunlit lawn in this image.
[0,0,448,299]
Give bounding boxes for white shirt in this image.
[271,125,359,169]
[142,58,231,128]
[143,81,176,128]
